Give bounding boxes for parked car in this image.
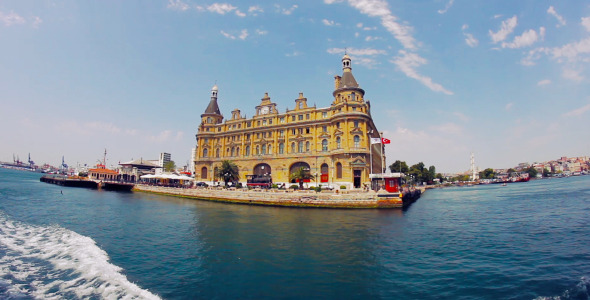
[195,182,208,187]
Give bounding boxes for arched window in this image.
[226,148,230,155]
[336,137,341,149]
[291,142,295,153]
[201,167,207,179]
[256,145,260,155]
[207,117,212,123]
[245,145,250,156]
[354,135,360,148]
[279,143,284,154]
[231,147,235,157]
[336,162,343,178]
[237,147,240,156]
[203,148,208,158]
[262,144,266,155]
[216,148,220,158]
[298,141,303,153]
[305,141,310,152]
[322,139,328,152]
[268,144,272,154]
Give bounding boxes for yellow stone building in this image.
[194,55,385,189]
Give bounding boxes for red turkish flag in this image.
[381,138,391,144]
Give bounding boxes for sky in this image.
[1,0,589,173]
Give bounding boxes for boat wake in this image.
[0,213,160,299]
[534,277,590,300]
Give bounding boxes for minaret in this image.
[201,84,223,125]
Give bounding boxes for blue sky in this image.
[1,0,589,173]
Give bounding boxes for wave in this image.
[534,276,590,300]
[0,213,161,299]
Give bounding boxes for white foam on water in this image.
[0,213,161,299]
[534,276,590,300]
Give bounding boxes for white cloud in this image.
[322,19,338,26]
[235,10,246,17]
[453,112,470,122]
[391,50,453,95]
[248,5,263,16]
[276,4,298,15]
[464,33,478,47]
[207,3,237,15]
[256,29,268,35]
[501,27,545,49]
[365,36,382,41]
[582,17,590,32]
[562,68,584,82]
[220,30,235,40]
[167,0,189,11]
[461,24,478,47]
[285,51,302,57]
[238,29,248,40]
[505,103,514,111]
[327,0,417,50]
[327,47,386,56]
[563,103,590,117]
[489,15,518,44]
[551,37,590,62]
[432,122,463,135]
[31,16,42,28]
[0,10,25,26]
[437,0,455,14]
[547,6,566,27]
[537,79,551,86]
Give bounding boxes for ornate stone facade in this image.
[194,55,385,189]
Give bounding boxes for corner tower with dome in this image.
[193,55,384,189]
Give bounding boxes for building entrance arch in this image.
[320,163,329,183]
[289,162,311,183]
[253,163,271,176]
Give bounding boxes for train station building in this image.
[193,55,385,189]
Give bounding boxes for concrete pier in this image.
[132,185,418,209]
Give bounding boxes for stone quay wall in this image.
[133,185,404,209]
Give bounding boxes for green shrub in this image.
[340,185,347,189]
[289,184,299,190]
[271,184,279,189]
[314,186,322,192]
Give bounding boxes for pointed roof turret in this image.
[203,84,221,115]
[333,54,364,96]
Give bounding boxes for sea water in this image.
[0,168,589,299]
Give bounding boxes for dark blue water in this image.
[1,168,589,299]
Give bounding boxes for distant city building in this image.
[193,55,384,189]
[159,152,171,168]
[119,158,160,182]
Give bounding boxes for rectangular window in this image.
[204,138,208,143]
[292,116,296,121]
[352,107,357,111]
[280,117,285,123]
[218,127,222,132]
[322,112,327,118]
[306,128,310,134]
[257,133,260,139]
[280,130,284,137]
[269,119,273,125]
[306,114,310,120]
[298,115,303,121]
[263,120,267,125]
[298,128,303,134]
[354,120,359,128]
[257,121,261,126]
[246,134,250,140]
[336,122,340,128]
[322,126,327,132]
[292,129,296,135]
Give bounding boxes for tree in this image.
[525,166,538,178]
[163,161,176,172]
[215,160,240,187]
[389,160,409,174]
[479,168,496,179]
[289,167,315,189]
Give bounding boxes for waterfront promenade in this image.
[133,184,422,208]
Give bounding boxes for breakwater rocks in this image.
[133,185,424,209]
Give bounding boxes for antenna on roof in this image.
[344,47,347,55]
